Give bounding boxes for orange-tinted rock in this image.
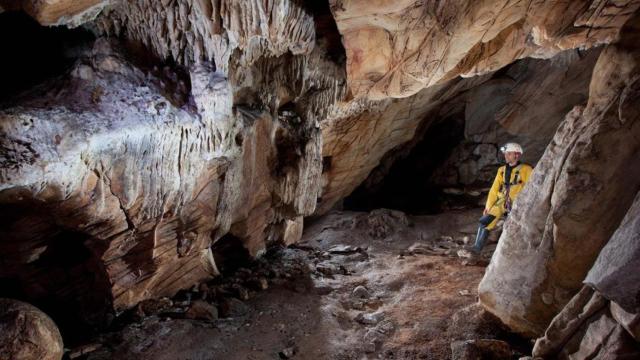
[330,0,640,100]
[0,0,109,26]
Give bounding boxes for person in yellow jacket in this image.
[471,142,533,254]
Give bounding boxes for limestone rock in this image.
[585,190,640,313]
[532,286,607,357]
[282,217,304,246]
[610,301,640,342]
[479,15,640,336]
[317,73,491,213]
[3,0,640,337]
[533,295,640,360]
[330,0,640,100]
[0,0,110,27]
[532,190,640,358]
[432,48,600,186]
[96,0,315,71]
[0,39,322,319]
[0,298,64,360]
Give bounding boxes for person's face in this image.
[504,151,521,164]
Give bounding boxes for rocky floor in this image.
[75,208,531,360]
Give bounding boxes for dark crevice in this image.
[301,0,346,64]
[0,225,113,346]
[211,233,253,276]
[0,11,95,103]
[322,156,333,173]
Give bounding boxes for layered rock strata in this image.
[0,38,324,318]
[478,14,640,336]
[1,0,639,330]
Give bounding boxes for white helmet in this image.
[500,142,523,154]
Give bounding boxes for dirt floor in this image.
[79,208,531,360]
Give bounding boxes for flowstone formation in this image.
[0,3,639,354]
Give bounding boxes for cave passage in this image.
[344,115,471,215]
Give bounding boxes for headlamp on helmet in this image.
[500,142,523,154]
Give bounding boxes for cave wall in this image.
[1,0,639,333]
[532,188,640,358]
[479,14,640,336]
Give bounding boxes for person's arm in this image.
[485,168,502,214]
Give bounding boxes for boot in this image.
[472,226,489,254]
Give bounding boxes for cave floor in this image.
[83,208,529,360]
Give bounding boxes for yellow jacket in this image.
[485,163,533,211]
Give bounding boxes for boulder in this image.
[0,298,64,360]
[451,339,512,360]
[532,189,640,358]
[185,300,218,322]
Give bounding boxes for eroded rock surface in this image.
[585,189,640,313]
[0,38,323,317]
[532,286,640,359]
[0,0,109,27]
[531,189,640,357]
[331,0,640,100]
[478,15,640,336]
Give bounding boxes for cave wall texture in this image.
[1,1,639,349]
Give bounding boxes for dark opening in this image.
[0,11,95,102]
[301,0,346,64]
[0,227,113,346]
[31,230,92,268]
[235,132,244,147]
[344,115,466,215]
[211,233,253,276]
[273,127,303,177]
[322,156,333,173]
